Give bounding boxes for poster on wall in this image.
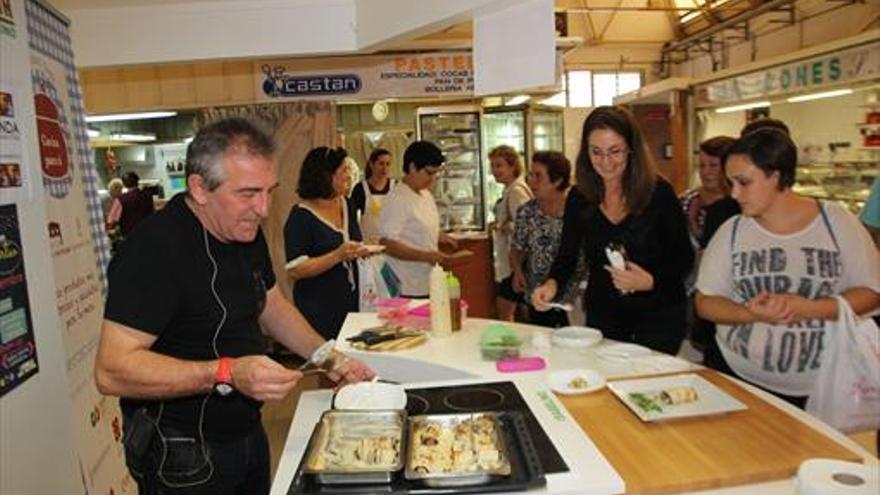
[0,203,37,397]
[31,35,133,495]
[0,87,30,203]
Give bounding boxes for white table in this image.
[270,314,877,495]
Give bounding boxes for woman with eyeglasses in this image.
[379,141,461,298]
[512,151,587,328]
[532,106,694,354]
[285,147,371,339]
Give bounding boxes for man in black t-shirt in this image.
[95,118,374,495]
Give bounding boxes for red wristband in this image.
[215,357,233,385]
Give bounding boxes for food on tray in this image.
[659,386,699,405]
[568,376,589,389]
[308,415,403,472]
[312,433,400,470]
[629,386,700,413]
[409,416,504,474]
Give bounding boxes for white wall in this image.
[0,2,81,494]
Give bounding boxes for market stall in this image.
[691,30,880,214]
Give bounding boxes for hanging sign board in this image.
[694,40,880,107]
[256,52,476,102]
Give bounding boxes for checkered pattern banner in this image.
[25,0,110,292]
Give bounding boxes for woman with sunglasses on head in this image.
[285,147,372,340]
[532,106,694,354]
[695,129,879,407]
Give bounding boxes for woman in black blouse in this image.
[285,147,372,339]
[532,106,693,354]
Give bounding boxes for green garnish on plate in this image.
[629,392,663,414]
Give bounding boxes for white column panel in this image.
[473,0,555,95]
[0,0,81,493]
[66,0,358,68]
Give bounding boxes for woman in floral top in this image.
[512,151,587,328]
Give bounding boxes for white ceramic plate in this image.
[551,326,603,349]
[597,342,652,360]
[548,369,606,395]
[607,374,747,422]
[333,381,407,410]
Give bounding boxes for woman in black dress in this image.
[285,147,371,339]
[532,106,693,354]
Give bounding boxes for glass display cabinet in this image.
[417,105,484,231]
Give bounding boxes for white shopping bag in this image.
[806,296,880,433]
[357,255,399,311]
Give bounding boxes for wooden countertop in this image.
[559,369,861,495]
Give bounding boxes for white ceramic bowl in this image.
[547,369,606,395]
[333,381,407,410]
[551,326,603,349]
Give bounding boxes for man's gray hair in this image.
[185,118,275,191]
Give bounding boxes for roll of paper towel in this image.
[797,458,878,495]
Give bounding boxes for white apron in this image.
[359,178,395,243]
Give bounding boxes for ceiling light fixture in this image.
[84,111,177,123]
[505,95,530,106]
[787,88,853,103]
[539,92,566,107]
[108,132,157,142]
[715,101,770,114]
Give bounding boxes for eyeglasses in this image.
[589,147,629,160]
[423,166,443,176]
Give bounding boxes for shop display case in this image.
[417,106,484,231]
[417,104,563,230]
[793,104,880,214]
[481,105,563,223]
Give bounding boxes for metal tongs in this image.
[297,339,336,375]
[346,325,419,346]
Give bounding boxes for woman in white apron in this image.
[351,148,396,243]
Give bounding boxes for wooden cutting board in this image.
[351,334,427,352]
[558,369,861,495]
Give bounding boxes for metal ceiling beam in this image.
[663,0,796,52]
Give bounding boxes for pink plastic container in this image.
[375,297,410,321]
[496,356,546,373]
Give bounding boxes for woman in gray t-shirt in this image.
[695,129,880,407]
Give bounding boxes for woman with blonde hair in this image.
[533,106,693,354]
[489,145,533,321]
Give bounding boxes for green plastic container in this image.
[479,324,522,361]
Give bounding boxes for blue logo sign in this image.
[262,65,361,98]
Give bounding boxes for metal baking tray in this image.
[404,412,511,487]
[302,410,406,484]
[287,410,545,494]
